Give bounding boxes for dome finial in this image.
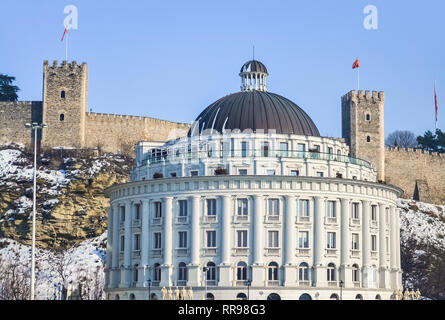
[239,59,268,92]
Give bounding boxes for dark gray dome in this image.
[240,60,268,74]
[189,90,320,136]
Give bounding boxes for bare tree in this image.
[0,251,31,300]
[385,130,418,148]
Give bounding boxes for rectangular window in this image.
[231,138,235,157]
[134,234,141,251]
[120,207,125,222]
[237,230,248,248]
[241,141,248,158]
[352,203,359,219]
[135,203,141,220]
[237,199,248,216]
[239,169,247,175]
[371,235,377,251]
[170,172,177,178]
[207,199,217,216]
[120,235,125,252]
[327,201,336,218]
[268,199,279,216]
[316,171,324,177]
[268,231,279,248]
[154,232,162,249]
[190,170,199,176]
[297,143,306,158]
[155,202,162,218]
[206,230,216,248]
[298,231,309,248]
[299,200,309,217]
[179,200,188,217]
[267,170,276,176]
[386,208,389,225]
[290,170,299,176]
[262,141,270,157]
[280,142,288,157]
[371,205,377,221]
[178,231,187,248]
[352,233,359,250]
[327,232,336,249]
[386,237,389,252]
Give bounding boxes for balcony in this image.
[133,219,141,227]
[353,282,361,288]
[350,218,360,226]
[176,248,189,256]
[297,248,310,256]
[235,280,248,286]
[233,248,249,255]
[371,251,378,258]
[176,280,187,287]
[151,249,162,258]
[266,280,279,286]
[233,215,249,223]
[265,215,281,224]
[203,215,218,224]
[350,249,360,257]
[324,216,338,225]
[296,216,310,224]
[328,281,337,287]
[206,280,217,286]
[202,248,217,256]
[325,248,337,256]
[266,248,280,256]
[175,216,189,224]
[298,281,311,287]
[152,217,163,225]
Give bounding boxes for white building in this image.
[104,60,403,300]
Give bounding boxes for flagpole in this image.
[435,80,438,131]
[66,32,68,61]
[358,68,360,91]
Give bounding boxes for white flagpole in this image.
[65,31,68,61]
[435,80,438,131]
[358,68,360,91]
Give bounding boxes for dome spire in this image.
[239,59,268,92]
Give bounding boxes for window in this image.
[120,206,125,222]
[298,231,309,248]
[327,201,336,218]
[241,141,248,157]
[268,262,279,280]
[316,171,324,177]
[366,113,371,121]
[268,199,279,216]
[178,262,187,281]
[59,113,65,121]
[207,199,216,216]
[155,202,162,218]
[179,200,188,217]
[237,199,248,216]
[237,230,248,248]
[386,237,389,252]
[267,170,276,176]
[298,263,309,281]
[327,232,336,249]
[268,231,279,248]
[371,205,377,221]
[352,203,359,219]
[299,200,309,217]
[328,147,333,154]
[178,231,187,248]
[290,170,299,176]
[170,172,177,178]
[366,136,371,142]
[237,262,247,280]
[297,143,306,157]
[154,263,161,281]
[280,142,288,157]
[133,265,138,283]
[134,234,141,251]
[231,138,235,157]
[120,235,125,252]
[239,169,247,175]
[327,263,336,282]
[352,176,357,180]
[206,230,216,248]
[386,208,389,224]
[262,141,270,157]
[352,264,360,282]
[236,293,247,300]
[206,262,216,281]
[135,203,141,220]
[61,90,66,98]
[190,170,198,176]
[352,233,359,250]
[313,145,320,152]
[371,235,377,251]
[154,232,162,249]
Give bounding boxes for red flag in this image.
[435,85,438,122]
[352,58,360,69]
[61,27,68,42]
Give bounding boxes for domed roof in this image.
[240,60,268,74]
[190,90,320,136]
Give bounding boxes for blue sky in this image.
[0,0,444,138]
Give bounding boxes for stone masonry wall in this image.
[0,101,43,146]
[85,112,190,154]
[385,147,445,204]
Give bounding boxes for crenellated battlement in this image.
[341,90,384,102]
[43,60,87,73]
[87,112,190,126]
[385,146,443,157]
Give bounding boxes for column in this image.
[219,195,232,286]
[120,201,132,287]
[188,196,201,286]
[361,200,371,288]
[111,203,120,287]
[251,195,265,286]
[105,206,113,288]
[395,208,402,290]
[139,199,150,287]
[283,195,296,286]
[313,196,326,287]
[160,197,173,287]
[389,206,397,289]
[340,198,352,288]
[378,203,389,288]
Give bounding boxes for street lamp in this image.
[246,280,251,300]
[340,280,344,301]
[148,279,152,300]
[25,122,47,300]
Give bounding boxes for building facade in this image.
[104,60,403,300]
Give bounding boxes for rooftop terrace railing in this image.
[141,149,373,169]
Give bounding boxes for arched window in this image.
[236,261,247,281]
[375,294,381,300]
[366,113,370,121]
[355,294,363,300]
[178,262,187,281]
[330,293,339,300]
[59,113,65,121]
[366,136,371,142]
[236,293,247,300]
[129,293,136,300]
[61,90,66,99]
[352,264,360,283]
[268,262,279,281]
[150,293,158,300]
[299,293,312,300]
[267,293,281,300]
[299,262,309,281]
[115,294,120,300]
[327,263,336,282]
[206,262,216,281]
[206,293,215,300]
[154,263,161,281]
[133,264,139,283]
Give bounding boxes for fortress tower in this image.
[42,60,88,148]
[342,90,385,182]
